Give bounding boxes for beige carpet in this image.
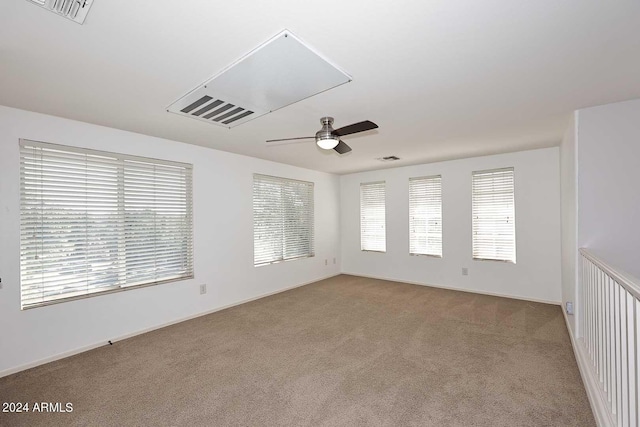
[0,275,594,426]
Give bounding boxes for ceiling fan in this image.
[266,117,378,154]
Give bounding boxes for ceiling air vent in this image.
[378,156,400,162]
[178,96,255,125]
[168,30,352,129]
[26,0,94,24]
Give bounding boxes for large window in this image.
[253,174,314,266]
[20,140,193,309]
[409,175,442,257]
[360,181,386,252]
[472,167,516,263]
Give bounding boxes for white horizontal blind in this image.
[409,175,442,257]
[253,174,314,266]
[20,140,193,309]
[360,181,386,252]
[472,167,516,262]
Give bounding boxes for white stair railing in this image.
[580,248,640,426]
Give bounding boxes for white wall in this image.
[560,113,578,333]
[0,106,341,376]
[340,148,562,304]
[577,99,640,278]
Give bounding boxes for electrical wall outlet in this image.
[325,259,328,266]
[566,301,574,315]
[461,268,468,276]
[199,284,207,295]
[333,258,336,264]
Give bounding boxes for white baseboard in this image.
[341,272,561,305]
[0,273,340,378]
[561,309,615,427]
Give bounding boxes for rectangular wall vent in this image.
[167,30,352,129]
[378,156,400,162]
[27,0,94,24]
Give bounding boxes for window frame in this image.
[252,173,315,267]
[409,175,443,258]
[360,181,386,253]
[471,167,516,263]
[19,139,194,309]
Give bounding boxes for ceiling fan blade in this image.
[333,141,352,154]
[266,140,315,148]
[333,120,378,137]
[266,136,315,143]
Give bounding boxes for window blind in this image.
[409,175,442,257]
[253,174,314,266]
[360,181,386,252]
[472,167,516,263]
[20,140,193,309]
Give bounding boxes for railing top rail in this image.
[580,248,640,300]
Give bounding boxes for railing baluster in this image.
[593,261,596,357]
[589,263,595,366]
[610,276,617,410]
[602,275,611,401]
[635,299,640,427]
[627,289,636,426]
[579,257,589,347]
[600,269,605,383]
[586,259,591,353]
[623,288,629,427]
[581,254,584,341]
[617,281,623,424]
[594,261,598,363]
[598,268,602,379]
[595,264,599,370]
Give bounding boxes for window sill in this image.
[254,254,315,267]
[472,258,516,264]
[410,253,442,258]
[21,274,194,310]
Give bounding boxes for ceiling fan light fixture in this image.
[317,136,340,150]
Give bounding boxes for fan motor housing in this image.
[315,117,335,141]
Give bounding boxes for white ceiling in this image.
[2,1,640,174]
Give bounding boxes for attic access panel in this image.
[168,30,352,128]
